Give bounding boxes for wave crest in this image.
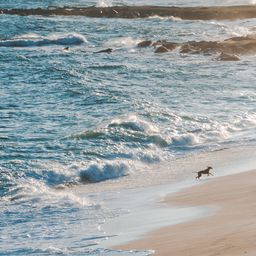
[104,37,141,49]
[109,114,159,133]
[80,161,130,183]
[72,114,169,149]
[0,33,87,47]
[171,133,200,147]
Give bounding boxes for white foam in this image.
[109,114,159,133]
[16,177,91,206]
[171,133,200,146]
[226,25,253,37]
[96,0,113,7]
[104,37,141,49]
[80,160,132,183]
[0,33,87,47]
[147,15,182,21]
[98,145,256,248]
[233,112,256,129]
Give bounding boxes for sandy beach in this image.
[117,169,256,255]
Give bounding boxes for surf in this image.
[0,33,87,47]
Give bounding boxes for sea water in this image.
[0,0,256,255]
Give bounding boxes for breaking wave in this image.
[0,162,90,206]
[104,37,141,49]
[79,160,131,183]
[0,33,87,47]
[73,114,169,148]
[171,133,200,147]
[109,114,159,133]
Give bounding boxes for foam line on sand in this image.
[116,169,256,255]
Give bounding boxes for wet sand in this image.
[2,5,256,20]
[117,170,256,255]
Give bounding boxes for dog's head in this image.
[208,166,213,170]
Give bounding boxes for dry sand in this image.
[117,170,256,255]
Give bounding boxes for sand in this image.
[117,170,256,255]
[2,5,256,20]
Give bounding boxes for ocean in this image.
[0,0,256,255]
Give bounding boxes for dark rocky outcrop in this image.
[217,52,240,61]
[155,46,169,53]
[137,35,256,60]
[137,40,152,47]
[2,5,256,20]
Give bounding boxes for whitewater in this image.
[0,0,256,255]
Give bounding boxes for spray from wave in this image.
[96,0,113,7]
[0,33,87,47]
[80,160,131,183]
[104,37,141,49]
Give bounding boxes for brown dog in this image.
[195,167,213,179]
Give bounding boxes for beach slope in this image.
[117,170,256,255]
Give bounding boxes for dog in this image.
[195,166,213,179]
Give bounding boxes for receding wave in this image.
[0,33,87,47]
[1,163,90,206]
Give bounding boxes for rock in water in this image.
[155,46,169,53]
[137,40,152,47]
[217,52,240,61]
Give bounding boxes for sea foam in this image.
[108,114,159,133]
[171,133,200,147]
[0,33,87,47]
[96,0,113,7]
[147,15,182,21]
[104,37,141,49]
[80,160,131,183]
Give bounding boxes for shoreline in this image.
[1,5,256,20]
[73,144,256,194]
[116,169,256,255]
[94,145,256,251]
